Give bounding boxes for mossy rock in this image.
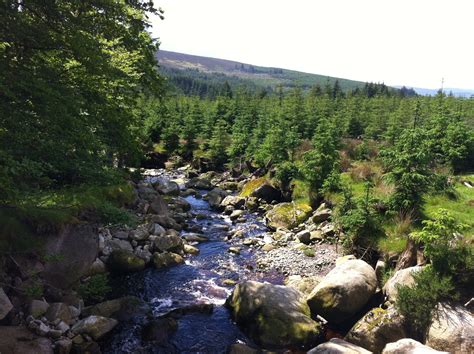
[240,177,267,197]
[226,280,322,349]
[107,250,145,273]
[265,202,312,230]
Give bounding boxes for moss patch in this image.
[266,202,312,230]
[240,177,267,197]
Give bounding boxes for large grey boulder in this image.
[107,250,146,273]
[345,306,407,353]
[207,188,228,209]
[107,238,133,252]
[383,266,423,302]
[226,280,322,348]
[71,315,118,340]
[153,177,180,196]
[307,259,377,324]
[0,288,13,320]
[0,326,52,354]
[251,183,283,203]
[42,224,98,289]
[425,303,474,352]
[308,338,371,353]
[153,234,183,253]
[382,338,448,353]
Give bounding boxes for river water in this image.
[104,189,283,353]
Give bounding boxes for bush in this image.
[78,274,111,305]
[95,202,137,227]
[396,266,456,339]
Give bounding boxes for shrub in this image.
[95,202,137,227]
[78,274,111,305]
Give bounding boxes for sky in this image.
[150,0,474,90]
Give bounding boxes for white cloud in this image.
[150,0,474,89]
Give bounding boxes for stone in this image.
[251,183,283,203]
[312,208,332,223]
[226,280,322,348]
[307,259,377,324]
[134,248,152,263]
[182,233,209,242]
[221,195,246,209]
[345,306,407,353]
[151,223,166,236]
[228,246,241,255]
[296,230,311,244]
[42,224,98,290]
[285,275,322,296]
[71,315,118,340]
[383,266,423,302]
[186,177,213,190]
[55,338,73,354]
[141,317,178,344]
[29,299,49,319]
[130,224,150,241]
[0,326,53,354]
[0,288,12,320]
[375,259,387,288]
[152,252,184,269]
[183,244,200,255]
[308,338,371,354]
[45,303,72,324]
[107,238,133,252]
[82,296,149,321]
[426,303,474,353]
[382,338,448,353]
[335,254,357,266]
[309,230,323,242]
[88,258,106,275]
[207,188,228,209]
[154,177,180,196]
[57,321,70,333]
[265,202,312,230]
[107,250,146,273]
[320,223,336,237]
[112,230,129,240]
[36,322,51,336]
[153,234,184,252]
[261,243,276,252]
[228,343,259,354]
[230,209,245,221]
[149,194,169,215]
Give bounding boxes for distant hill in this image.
[156,50,398,96]
[395,86,474,98]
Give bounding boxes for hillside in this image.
[156,50,395,95]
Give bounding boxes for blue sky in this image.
[151,0,474,90]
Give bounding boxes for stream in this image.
[104,187,283,353]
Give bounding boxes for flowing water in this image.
[104,189,283,353]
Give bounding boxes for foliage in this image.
[395,266,456,339]
[79,274,112,305]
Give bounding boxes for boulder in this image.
[221,195,246,209]
[182,233,209,243]
[88,258,107,275]
[82,296,149,321]
[150,214,180,230]
[183,244,200,255]
[307,259,377,324]
[152,252,184,269]
[55,339,73,354]
[186,177,213,190]
[308,338,371,354]
[426,303,474,352]
[149,194,169,215]
[345,306,407,353]
[265,203,312,230]
[296,230,311,244]
[130,224,150,241]
[107,238,133,252]
[207,188,228,209]
[0,287,13,320]
[172,197,191,212]
[42,224,98,289]
[383,266,423,302]
[154,177,180,196]
[150,223,166,236]
[226,281,322,348]
[153,234,184,252]
[312,208,332,224]
[228,343,259,354]
[335,254,357,266]
[382,338,448,353]
[0,326,53,354]
[141,317,178,344]
[285,275,322,296]
[251,184,283,203]
[45,302,72,324]
[71,315,118,340]
[29,299,49,318]
[230,209,245,221]
[107,250,146,273]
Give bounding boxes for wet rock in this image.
[152,252,184,269]
[45,303,72,324]
[141,317,178,343]
[265,202,312,230]
[183,244,200,255]
[182,233,209,243]
[307,259,377,324]
[426,303,474,352]
[172,197,191,212]
[382,338,448,353]
[221,195,245,209]
[230,209,245,221]
[383,266,423,302]
[0,288,13,320]
[154,177,180,196]
[345,306,407,353]
[107,250,146,273]
[207,188,228,209]
[153,234,184,253]
[228,343,259,354]
[296,230,311,244]
[228,246,241,255]
[0,326,53,354]
[29,299,49,319]
[226,280,322,348]
[308,338,371,353]
[82,296,149,321]
[71,315,118,340]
